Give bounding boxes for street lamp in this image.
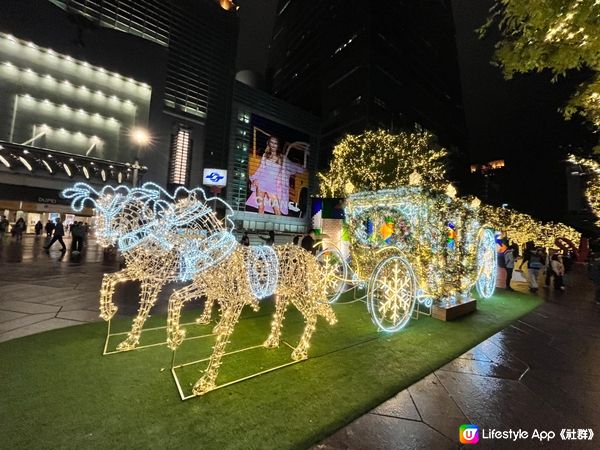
[130,127,151,186]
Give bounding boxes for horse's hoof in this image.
[291,348,307,361]
[196,315,211,325]
[116,338,137,352]
[263,337,280,349]
[192,377,215,395]
[167,329,186,349]
[99,305,118,321]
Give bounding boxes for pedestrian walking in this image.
[520,242,544,292]
[504,245,516,291]
[588,252,600,305]
[301,229,317,255]
[240,231,250,246]
[45,220,55,238]
[0,215,8,240]
[44,218,66,252]
[70,221,85,253]
[544,249,555,287]
[34,220,43,237]
[550,254,565,291]
[13,217,26,242]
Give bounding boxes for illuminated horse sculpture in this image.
[63,183,337,390]
[166,240,337,395]
[62,182,236,351]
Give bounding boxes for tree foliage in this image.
[318,129,448,197]
[482,0,600,132]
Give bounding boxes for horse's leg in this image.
[167,284,206,349]
[116,279,163,351]
[196,297,214,325]
[99,269,132,320]
[263,294,289,348]
[290,299,317,361]
[193,303,244,395]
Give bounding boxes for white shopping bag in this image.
[512,269,527,283]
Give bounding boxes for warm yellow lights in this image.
[483,0,600,130]
[569,154,600,227]
[318,129,448,197]
[63,182,337,398]
[480,204,581,248]
[166,244,336,396]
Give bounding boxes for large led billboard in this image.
[245,114,310,218]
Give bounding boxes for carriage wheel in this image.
[476,228,497,299]
[367,255,417,332]
[316,245,348,304]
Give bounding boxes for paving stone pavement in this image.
[316,264,600,449]
[0,235,116,342]
[1,235,599,449]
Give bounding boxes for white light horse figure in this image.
[166,240,338,396]
[62,182,235,351]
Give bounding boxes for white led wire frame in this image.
[62,182,236,352]
[475,228,498,299]
[63,182,338,396]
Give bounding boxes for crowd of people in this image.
[0,215,90,255]
[498,239,578,294]
[239,229,318,254]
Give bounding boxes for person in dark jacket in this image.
[45,220,55,238]
[34,220,43,237]
[240,231,250,246]
[44,218,66,252]
[301,229,317,255]
[259,230,275,246]
[71,221,85,253]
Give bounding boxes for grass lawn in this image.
[0,289,540,449]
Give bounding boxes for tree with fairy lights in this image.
[569,154,600,227]
[318,129,449,197]
[481,0,600,133]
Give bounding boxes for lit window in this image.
[168,126,192,185]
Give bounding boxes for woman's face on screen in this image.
[267,137,279,153]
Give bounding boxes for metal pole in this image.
[132,160,139,186]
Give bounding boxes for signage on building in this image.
[203,169,227,187]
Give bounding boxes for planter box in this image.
[432,297,477,321]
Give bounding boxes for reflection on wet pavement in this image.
[317,264,600,449]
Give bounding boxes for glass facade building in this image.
[267,0,467,169]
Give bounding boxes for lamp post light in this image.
[130,127,150,186]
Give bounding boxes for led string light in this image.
[340,184,496,330]
[318,129,449,197]
[166,243,338,396]
[568,154,600,227]
[479,203,581,248]
[62,182,236,351]
[63,182,337,392]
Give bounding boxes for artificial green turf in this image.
[0,290,540,449]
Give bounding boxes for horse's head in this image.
[62,183,140,247]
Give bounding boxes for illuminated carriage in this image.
[317,186,497,332]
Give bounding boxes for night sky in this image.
[235,0,596,223]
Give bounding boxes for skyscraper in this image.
[267,0,466,169]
